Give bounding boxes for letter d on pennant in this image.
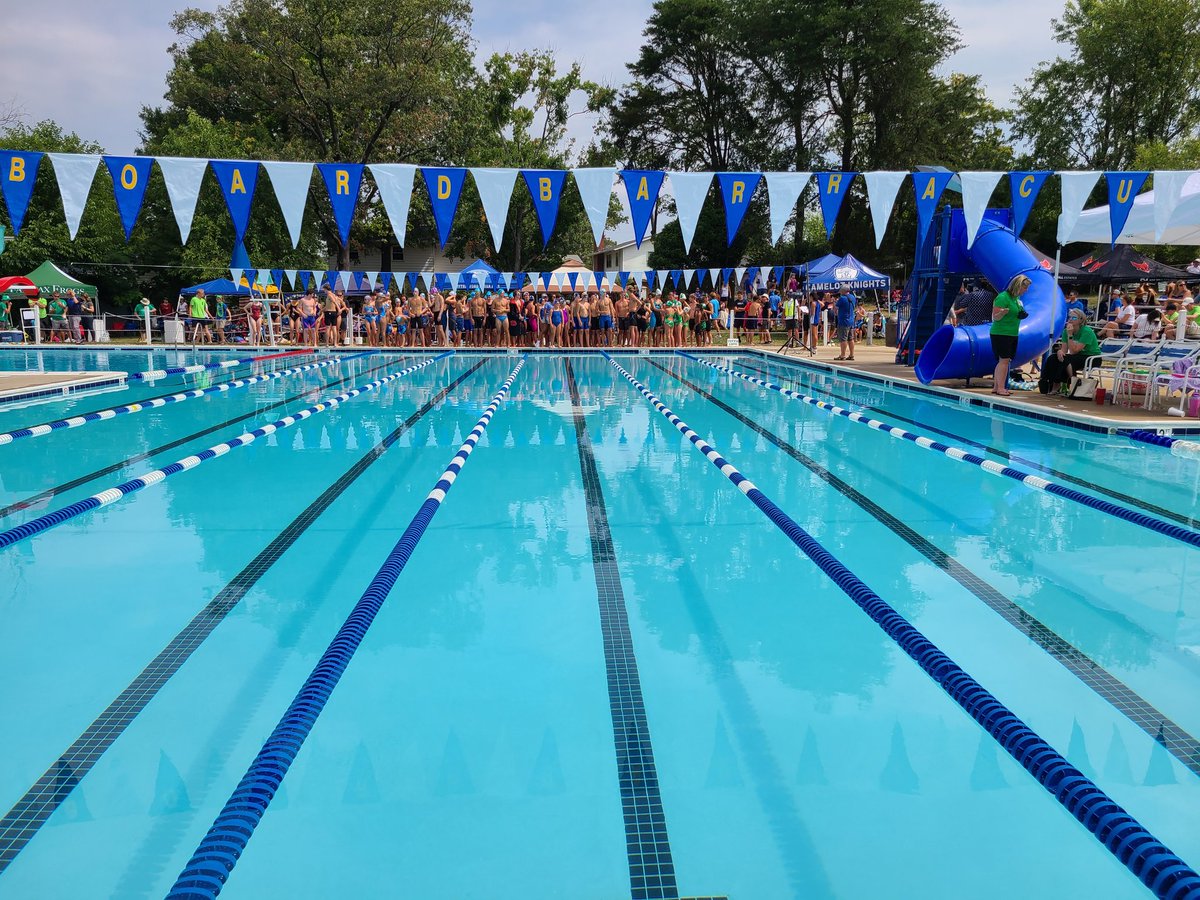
[438,175,451,200]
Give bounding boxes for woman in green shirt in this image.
[990,274,1030,395]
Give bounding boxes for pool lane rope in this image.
[606,353,1200,900]
[1124,430,1200,461]
[0,353,359,447]
[680,352,1200,552]
[166,358,525,900]
[0,351,452,551]
[129,348,314,381]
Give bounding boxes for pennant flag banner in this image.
[566,271,579,291]
[912,170,954,240]
[323,269,338,291]
[0,150,43,234]
[103,156,153,240]
[271,268,285,289]
[230,267,243,287]
[572,167,615,248]
[772,265,784,285]
[1153,170,1196,241]
[716,172,762,245]
[621,169,665,248]
[48,153,101,240]
[862,171,907,248]
[523,169,568,248]
[363,271,378,291]
[262,161,313,249]
[244,268,258,288]
[959,171,1004,248]
[471,168,519,251]
[157,156,207,244]
[1105,170,1149,244]
[318,163,364,246]
[210,160,259,244]
[722,267,734,285]
[421,167,467,249]
[765,171,811,245]
[816,171,856,238]
[709,267,721,288]
[337,270,353,291]
[284,269,298,290]
[1009,171,1051,237]
[298,271,312,290]
[1057,171,1101,245]
[369,164,418,248]
[617,271,630,289]
[379,272,393,292]
[669,172,712,254]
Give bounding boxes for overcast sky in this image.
[5,0,1066,157]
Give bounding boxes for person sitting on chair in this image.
[1040,309,1101,394]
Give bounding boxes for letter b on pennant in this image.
[8,157,24,182]
[539,177,552,202]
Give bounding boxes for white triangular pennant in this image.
[471,168,519,251]
[364,271,379,291]
[338,270,353,291]
[1057,171,1101,245]
[572,167,616,247]
[668,172,712,254]
[1153,170,1196,241]
[156,156,208,243]
[368,163,418,247]
[958,171,1003,248]
[863,171,908,248]
[261,161,313,249]
[683,269,696,290]
[284,269,298,290]
[656,270,671,291]
[709,267,721,287]
[48,153,100,239]
[230,267,243,286]
[734,266,747,286]
[765,171,812,245]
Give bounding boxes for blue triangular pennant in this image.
[210,160,259,244]
[566,271,579,291]
[772,265,784,286]
[323,270,338,291]
[1106,171,1150,245]
[620,169,665,248]
[669,269,681,289]
[270,268,284,289]
[721,267,734,285]
[297,271,312,290]
[716,172,762,245]
[379,272,393,292]
[1008,171,1050,237]
[912,170,954,240]
[816,171,856,238]
[522,169,568,248]
[617,271,630,289]
[318,162,364,246]
[103,156,154,240]
[420,167,467,249]
[0,151,43,234]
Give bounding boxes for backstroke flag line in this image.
[862,171,907,248]
[49,153,101,240]
[421,167,467,249]
[523,169,568,248]
[369,163,417,248]
[157,156,208,244]
[716,172,762,245]
[0,150,43,235]
[1105,170,1149,245]
[621,169,665,248]
[210,160,259,245]
[1057,171,1101,245]
[959,171,1003,248]
[913,170,954,241]
[318,162,364,246]
[764,171,811,245]
[668,172,712,254]
[471,168,519,252]
[572,167,616,248]
[816,171,855,239]
[1009,171,1050,237]
[104,156,154,241]
[262,161,314,249]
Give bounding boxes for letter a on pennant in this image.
[621,169,665,248]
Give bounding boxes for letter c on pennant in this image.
[438,174,451,200]
[1019,174,1034,198]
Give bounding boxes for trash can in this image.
[885,318,898,347]
[163,319,185,343]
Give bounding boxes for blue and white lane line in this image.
[606,353,1200,900]
[680,352,1200,552]
[0,352,453,551]
[166,358,525,900]
[130,358,246,381]
[0,354,359,446]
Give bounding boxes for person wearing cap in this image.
[1039,308,1100,394]
[1187,258,1200,276]
[835,285,857,360]
[135,297,155,340]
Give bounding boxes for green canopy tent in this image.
[25,261,98,299]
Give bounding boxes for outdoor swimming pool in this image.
[0,347,1196,899]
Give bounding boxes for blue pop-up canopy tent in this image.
[800,252,841,274]
[180,278,251,296]
[806,253,891,291]
[457,258,500,288]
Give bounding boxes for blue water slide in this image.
[915,220,1066,383]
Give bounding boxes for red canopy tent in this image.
[0,276,38,298]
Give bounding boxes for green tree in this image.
[147,0,473,266]
[1013,0,1200,169]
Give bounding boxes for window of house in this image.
[392,245,405,261]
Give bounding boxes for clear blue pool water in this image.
[0,348,1196,898]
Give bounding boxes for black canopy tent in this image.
[1065,245,1191,284]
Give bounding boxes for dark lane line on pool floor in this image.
[0,355,399,521]
[648,359,1200,781]
[0,359,489,875]
[565,360,680,900]
[741,357,1200,530]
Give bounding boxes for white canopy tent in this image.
[1059,171,1200,246]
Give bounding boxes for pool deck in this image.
[770,341,1200,434]
[0,371,128,404]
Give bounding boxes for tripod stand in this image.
[778,329,815,355]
